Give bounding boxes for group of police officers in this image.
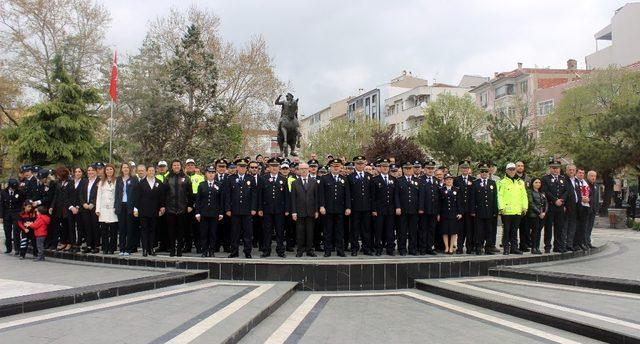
[1,154,597,259]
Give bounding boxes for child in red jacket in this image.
[27,206,50,261]
[17,201,37,259]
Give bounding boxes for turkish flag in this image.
[109,50,118,102]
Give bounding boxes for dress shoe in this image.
[544,248,551,254]
[485,250,495,255]
[142,251,148,257]
[307,251,317,257]
[386,250,395,256]
[588,243,596,249]
[409,251,418,256]
[201,253,208,258]
[296,252,303,257]
[149,249,156,256]
[169,251,175,257]
[426,250,437,255]
[261,252,270,258]
[337,251,346,257]
[324,252,331,257]
[375,251,382,256]
[455,248,464,254]
[399,250,407,256]
[91,248,99,254]
[475,249,482,255]
[531,249,542,255]
[351,251,358,256]
[286,247,295,252]
[510,249,523,255]
[245,254,252,259]
[278,252,286,258]
[228,253,239,258]
[503,251,510,255]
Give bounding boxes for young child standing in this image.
[28,206,50,261]
[17,201,36,259]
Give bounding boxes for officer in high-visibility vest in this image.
[185,158,204,253]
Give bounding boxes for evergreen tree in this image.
[2,55,103,166]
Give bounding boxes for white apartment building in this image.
[586,2,640,69]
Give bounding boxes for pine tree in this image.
[2,55,103,166]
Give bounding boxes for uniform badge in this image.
[413,181,418,186]
[246,181,251,186]
[154,182,159,188]
[389,180,394,184]
[468,181,472,186]
[235,178,240,183]
[367,176,370,180]
[317,180,320,184]
[44,186,49,191]
[214,184,219,190]
[15,194,20,199]
[127,180,130,185]
[560,180,564,184]
[269,177,274,182]
[180,177,185,183]
[340,179,345,184]
[279,180,283,185]
[490,185,494,190]
[453,191,457,195]
[20,182,25,187]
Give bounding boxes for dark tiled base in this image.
[0,271,208,318]
[41,245,604,292]
[415,279,633,344]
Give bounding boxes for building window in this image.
[537,100,554,116]
[520,81,528,94]
[480,92,488,108]
[495,84,514,99]
[365,97,371,116]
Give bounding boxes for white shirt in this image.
[147,177,156,189]
[86,178,96,203]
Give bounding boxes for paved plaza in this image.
[0,226,638,343]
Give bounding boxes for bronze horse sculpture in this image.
[275,93,301,157]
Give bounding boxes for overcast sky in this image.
[105,0,630,116]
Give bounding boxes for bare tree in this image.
[0,0,110,99]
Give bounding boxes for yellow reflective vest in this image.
[497,176,528,215]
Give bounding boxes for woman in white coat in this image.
[96,163,119,254]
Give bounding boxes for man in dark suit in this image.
[319,158,351,257]
[195,165,224,257]
[395,162,421,256]
[454,160,476,254]
[564,164,581,251]
[258,157,289,258]
[541,158,569,253]
[418,159,440,255]
[470,163,498,255]
[225,158,258,258]
[371,159,396,256]
[50,168,78,251]
[290,163,318,257]
[347,156,373,256]
[133,165,166,257]
[585,170,600,248]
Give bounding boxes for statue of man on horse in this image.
[275,93,301,157]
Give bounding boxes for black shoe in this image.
[485,250,495,255]
[337,251,346,257]
[426,250,437,256]
[531,249,542,255]
[386,250,395,256]
[245,254,252,259]
[81,248,90,254]
[544,248,551,254]
[511,249,523,255]
[277,252,286,258]
[296,252,303,257]
[351,251,358,256]
[365,251,374,256]
[588,243,596,249]
[286,247,295,252]
[399,250,407,256]
[475,249,482,255]
[260,252,270,258]
[466,249,474,255]
[324,252,331,257]
[169,251,175,257]
[201,253,208,258]
[409,251,418,256]
[228,253,239,258]
[503,251,510,255]
[91,248,99,254]
[455,248,463,254]
[142,251,148,257]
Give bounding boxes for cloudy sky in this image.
[105,0,629,116]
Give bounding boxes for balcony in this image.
[586,45,614,69]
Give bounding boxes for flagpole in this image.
[109,100,114,163]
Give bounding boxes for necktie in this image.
[384,176,388,185]
[303,178,307,186]
[359,172,363,179]
[335,176,339,183]
[209,182,213,188]
[9,190,13,196]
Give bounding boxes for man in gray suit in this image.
[291,163,319,257]
[585,170,600,248]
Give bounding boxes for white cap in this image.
[505,162,516,170]
[157,160,168,167]
[128,161,136,167]
[280,163,290,168]
[186,158,196,165]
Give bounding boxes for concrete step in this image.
[415,277,640,344]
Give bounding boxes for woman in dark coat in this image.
[527,177,548,254]
[439,174,462,254]
[51,167,78,251]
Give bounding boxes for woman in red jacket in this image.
[27,206,51,261]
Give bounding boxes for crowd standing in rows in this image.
[0,154,600,260]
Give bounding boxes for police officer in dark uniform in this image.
[318,158,351,257]
[248,160,263,250]
[395,162,421,256]
[469,163,498,255]
[347,156,373,256]
[371,159,396,256]
[224,158,257,258]
[541,158,569,253]
[258,157,290,258]
[308,159,324,252]
[215,158,231,253]
[195,165,224,257]
[1,179,24,254]
[440,173,463,254]
[418,159,439,255]
[454,160,476,254]
[33,169,56,212]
